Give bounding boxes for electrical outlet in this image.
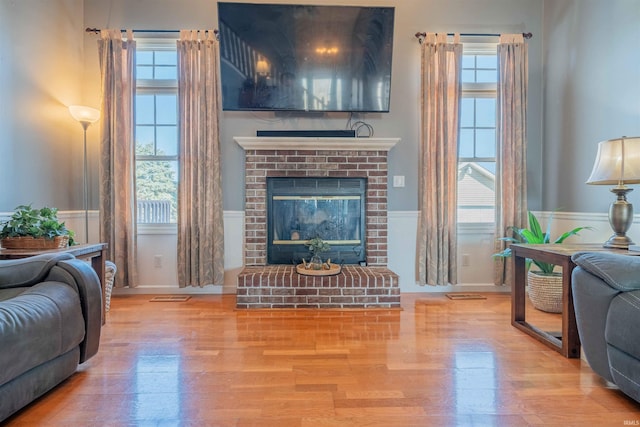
[154,255,162,268]
[462,254,470,267]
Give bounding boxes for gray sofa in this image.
[0,253,102,422]
[571,251,640,403]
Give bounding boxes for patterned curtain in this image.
[98,29,138,288]
[493,34,529,286]
[176,30,225,287]
[417,33,462,286]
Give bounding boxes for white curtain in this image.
[98,29,138,288]
[494,34,529,286]
[176,30,225,287]
[417,33,462,286]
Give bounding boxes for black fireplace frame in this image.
[266,177,367,265]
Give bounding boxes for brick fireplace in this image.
[235,136,400,308]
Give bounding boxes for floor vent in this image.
[445,293,487,300]
[149,296,191,302]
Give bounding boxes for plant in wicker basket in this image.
[0,205,75,249]
[494,211,591,312]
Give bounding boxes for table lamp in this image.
[586,136,640,248]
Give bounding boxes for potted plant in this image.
[494,211,591,312]
[0,205,75,249]
[305,236,330,270]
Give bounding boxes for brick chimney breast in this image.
[235,136,400,308]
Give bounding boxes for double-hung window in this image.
[135,39,179,225]
[457,41,498,225]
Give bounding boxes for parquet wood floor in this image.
[4,293,640,426]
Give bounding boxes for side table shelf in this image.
[511,243,636,358]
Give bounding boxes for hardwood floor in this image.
[5,293,639,426]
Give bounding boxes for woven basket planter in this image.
[104,261,117,312]
[527,270,562,313]
[0,235,69,250]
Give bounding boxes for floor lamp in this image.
[69,105,100,244]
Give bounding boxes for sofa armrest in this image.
[571,251,640,292]
[0,253,75,289]
[45,259,102,363]
[571,266,619,382]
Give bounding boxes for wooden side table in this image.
[511,243,634,358]
[0,243,108,323]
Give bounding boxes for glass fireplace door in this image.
[272,196,361,244]
[267,177,366,264]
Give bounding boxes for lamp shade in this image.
[256,59,269,75]
[68,105,100,124]
[586,137,640,185]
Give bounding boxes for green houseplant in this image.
[494,211,590,274]
[0,205,75,249]
[494,211,591,312]
[306,236,330,256]
[305,236,331,270]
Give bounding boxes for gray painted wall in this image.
[80,0,543,212]
[542,0,640,213]
[0,0,87,211]
[1,0,546,213]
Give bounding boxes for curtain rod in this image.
[414,32,532,42]
[85,27,218,35]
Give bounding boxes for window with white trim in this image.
[135,39,178,224]
[458,41,497,224]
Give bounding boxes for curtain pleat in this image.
[98,29,138,288]
[417,33,462,286]
[494,34,529,286]
[177,30,225,287]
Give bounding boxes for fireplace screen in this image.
[267,177,366,264]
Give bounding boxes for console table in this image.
[0,243,108,323]
[511,243,635,358]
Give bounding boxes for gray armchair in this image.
[571,251,640,403]
[0,253,102,421]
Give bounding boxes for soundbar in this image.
[257,130,356,138]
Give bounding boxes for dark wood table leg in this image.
[562,260,580,358]
[512,253,527,325]
[91,247,106,325]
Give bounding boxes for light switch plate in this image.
[393,175,405,187]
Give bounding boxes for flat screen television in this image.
[217,2,395,113]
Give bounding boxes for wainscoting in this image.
[1,210,621,294]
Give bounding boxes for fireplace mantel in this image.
[234,136,400,151]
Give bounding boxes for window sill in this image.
[458,222,495,235]
[137,223,177,235]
